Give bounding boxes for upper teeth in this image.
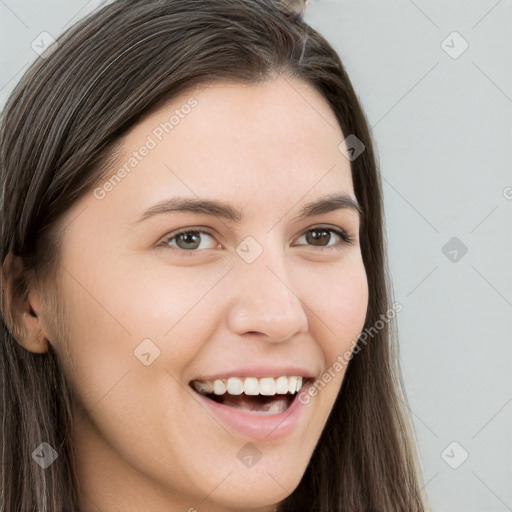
[192,376,304,396]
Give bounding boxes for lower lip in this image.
[194,380,312,441]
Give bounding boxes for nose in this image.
[225,244,309,342]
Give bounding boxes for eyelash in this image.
[159,226,354,256]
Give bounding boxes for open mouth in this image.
[190,375,309,415]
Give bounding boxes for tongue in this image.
[215,393,292,413]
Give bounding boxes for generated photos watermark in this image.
[298,301,403,404]
[93,97,198,200]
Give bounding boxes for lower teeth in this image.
[209,393,294,414]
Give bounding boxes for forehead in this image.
[115,77,351,195]
[63,77,355,239]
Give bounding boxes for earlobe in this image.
[1,252,50,354]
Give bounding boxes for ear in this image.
[1,252,50,354]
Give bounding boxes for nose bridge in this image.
[225,235,309,340]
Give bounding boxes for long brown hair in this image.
[0,1,427,510]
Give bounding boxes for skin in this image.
[13,76,368,512]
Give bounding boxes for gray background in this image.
[1,1,511,511]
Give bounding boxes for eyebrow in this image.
[132,193,362,225]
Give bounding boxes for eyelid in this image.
[159,226,218,250]
[293,225,354,247]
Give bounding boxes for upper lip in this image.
[189,365,317,383]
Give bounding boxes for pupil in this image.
[306,229,329,246]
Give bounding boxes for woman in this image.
[0,0,428,510]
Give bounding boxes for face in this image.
[39,77,368,512]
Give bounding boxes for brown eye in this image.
[163,230,217,251]
[305,229,332,246]
[296,227,353,248]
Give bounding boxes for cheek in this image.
[305,257,368,360]
[295,257,368,428]
[54,260,225,412]
[108,257,222,332]
[52,265,203,451]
